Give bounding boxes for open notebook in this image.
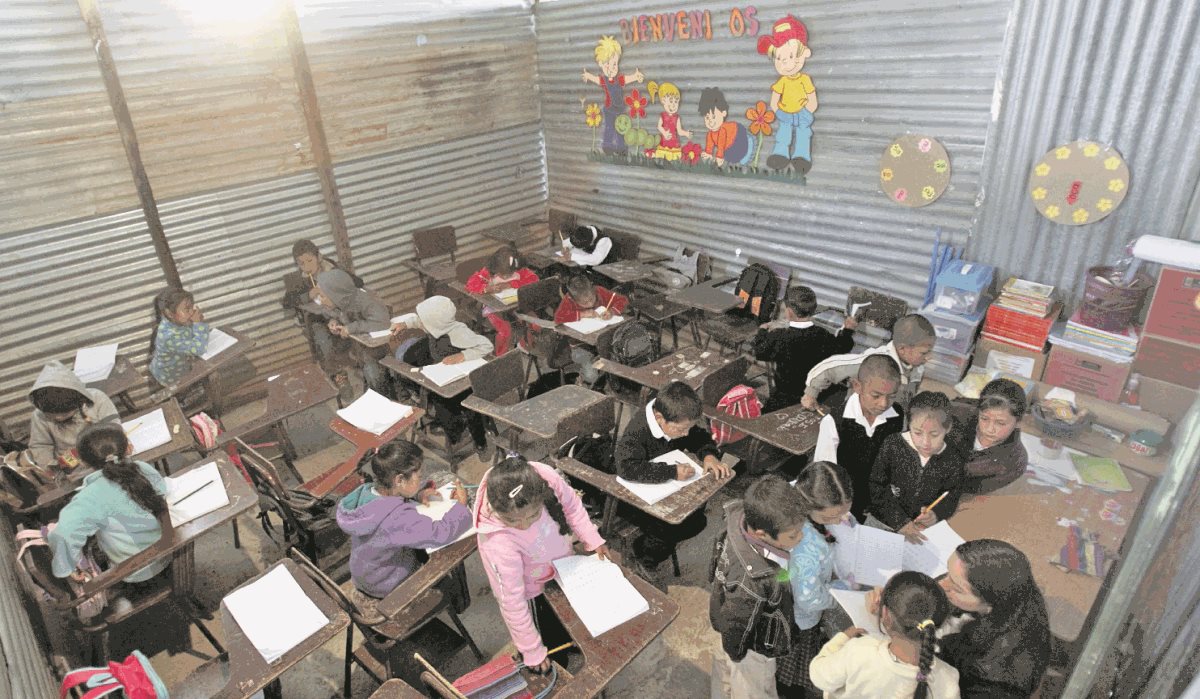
[828,521,965,586]
[830,589,885,638]
[563,314,623,335]
[165,460,230,528]
[200,329,238,361]
[552,555,649,638]
[122,408,172,456]
[415,483,475,553]
[616,450,704,505]
[420,358,488,387]
[223,565,329,664]
[335,389,414,435]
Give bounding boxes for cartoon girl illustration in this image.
[646,82,692,161]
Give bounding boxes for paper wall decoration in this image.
[880,135,951,207]
[1029,141,1129,225]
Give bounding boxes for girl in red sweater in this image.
[465,246,539,356]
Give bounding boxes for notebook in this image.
[1071,455,1132,492]
[165,460,230,527]
[552,555,649,637]
[830,589,885,638]
[73,343,118,383]
[415,483,475,553]
[420,358,488,387]
[223,565,329,664]
[335,389,414,435]
[900,521,965,579]
[616,450,704,505]
[827,523,904,588]
[122,408,172,456]
[494,287,520,304]
[200,329,238,361]
[563,314,624,335]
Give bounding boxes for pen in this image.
[170,480,215,507]
[922,491,949,515]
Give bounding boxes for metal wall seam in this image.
[536,0,1010,309]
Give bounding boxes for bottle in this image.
[1121,372,1141,407]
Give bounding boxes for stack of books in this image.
[995,278,1056,316]
[983,277,1060,351]
[1061,311,1139,357]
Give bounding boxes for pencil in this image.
[170,480,215,507]
[922,490,949,515]
[545,642,574,656]
[124,422,144,435]
[308,273,316,288]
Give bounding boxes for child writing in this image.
[949,379,1028,494]
[803,314,936,412]
[465,246,539,356]
[148,288,211,387]
[813,354,905,523]
[870,391,965,543]
[558,225,613,268]
[754,285,856,413]
[337,439,470,612]
[810,571,960,698]
[27,361,119,472]
[48,423,169,587]
[315,269,394,398]
[474,455,610,672]
[710,474,809,698]
[554,274,628,385]
[648,82,692,161]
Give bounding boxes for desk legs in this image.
[272,423,304,484]
[600,495,619,538]
[116,391,137,414]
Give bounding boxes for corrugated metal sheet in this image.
[0,0,139,233]
[537,0,1011,308]
[969,0,1200,304]
[0,522,57,699]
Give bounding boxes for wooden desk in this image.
[594,260,659,285]
[702,402,822,456]
[349,330,393,349]
[173,328,255,394]
[369,679,426,698]
[519,313,627,348]
[377,537,477,618]
[462,385,607,442]
[629,294,691,351]
[948,469,1151,643]
[595,346,735,397]
[402,258,458,285]
[381,356,473,400]
[543,566,679,698]
[302,408,424,498]
[446,280,519,313]
[526,248,579,271]
[128,398,196,466]
[85,355,140,413]
[481,226,529,245]
[668,281,741,314]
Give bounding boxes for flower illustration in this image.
[1108,178,1125,193]
[894,188,908,202]
[933,159,949,174]
[918,138,932,153]
[1104,156,1122,171]
[922,186,937,200]
[1097,198,1114,212]
[681,142,702,165]
[881,168,894,182]
[1073,208,1089,224]
[745,101,775,168]
[1055,146,1072,160]
[890,143,904,158]
[626,89,647,119]
[1031,186,1047,200]
[614,114,632,135]
[1045,205,1061,218]
[585,103,602,152]
[1035,163,1051,177]
[1083,143,1100,157]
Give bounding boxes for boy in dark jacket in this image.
[753,285,856,413]
[615,381,732,574]
[281,239,363,371]
[710,474,809,698]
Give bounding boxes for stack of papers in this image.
[494,287,520,304]
[420,358,488,387]
[995,277,1056,317]
[1048,326,1135,364]
[552,555,649,637]
[122,409,172,456]
[1020,432,1082,483]
[200,329,238,361]
[900,521,966,578]
[73,343,118,383]
[335,389,414,435]
[1063,311,1139,355]
[223,565,330,663]
[830,589,885,638]
[415,483,475,553]
[563,314,624,335]
[616,450,703,505]
[828,521,967,586]
[165,461,230,527]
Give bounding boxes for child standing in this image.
[559,225,614,268]
[648,82,692,161]
[757,15,818,173]
[148,288,212,387]
[554,274,628,385]
[337,439,470,612]
[316,269,394,399]
[474,455,610,672]
[710,474,809,699]
[27,361,119,471]
[810,571,959,698]
[465,247,539,356]
[870,391,964,543]
[812,355,905,523]
[802,314,935,412]
[754,285,857,413]
[581,36,644,155]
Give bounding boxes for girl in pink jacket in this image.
[473,455,610,672]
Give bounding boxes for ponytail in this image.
[914,618,937,699]
[879,571,950,699]
[77,423,167,518]
[795,461,853,544]
[485,455,570,535]
[150,288,193,356]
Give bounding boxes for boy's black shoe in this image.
[766,154,789,170]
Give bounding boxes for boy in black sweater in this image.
[753,285,856,413]
[615,381,733,573]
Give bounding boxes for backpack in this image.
[555,433,615,475]
[709,384,762,447]
[16,524,108,621]
[188,413,250,484]
[59,650,168,699]
[656,244,700,289]
[732,263,780,322]
[610,321,656,367]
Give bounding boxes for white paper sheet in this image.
[494,287,519,304]
[166,460,230,528]
[552,555,649,638]
[563,314,624,335]
[368,329,392,339]
[420,358,487,387]
[122,408,172,456]
[1020,432,1082,483]
[223,565,329,664]
[901,521,965,579]
[828,523,905,588]
[73,343,118,383]
[415,483,475,553]
[616,450,704,505]
[830,589,885,638]
[200,329,238,361]
[335,389,414,435]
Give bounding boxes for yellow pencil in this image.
[545,642,574,656]
[922,490,949,515]
[308,273,316,288]
[124,422,144,435]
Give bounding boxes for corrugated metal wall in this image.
[536,0,1012,307]
[969,0,1200,304]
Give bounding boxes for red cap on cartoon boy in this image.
[756,15,808,55]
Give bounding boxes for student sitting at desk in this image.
[558,224,613,268]
[946,379,1029,494]
[813,354,905,523]
[474,455,610,673]
[148,288,212,388]
[802,313,935,411]
[280,239,363,372]
[614,381,732,578]
[337,439,470,612]
[554,274,628,385]
[465,247,539,356]
[48,423,169,596]
[753,285,856,413]
[27,361,119,472]
[316,269,394,399]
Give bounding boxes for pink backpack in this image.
[710,384,762,447]
[59,650,167,698]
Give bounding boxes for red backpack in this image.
[710,384,762,446]
[59,650,167,699]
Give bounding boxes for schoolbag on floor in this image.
[710,384,762,447]
[59,650,168,699]
[610,321,656,367]
[16,524,108,621]
[732,263,780,322]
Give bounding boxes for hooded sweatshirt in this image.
[317,269,391,334]
[473,461,605,667]
[336,482,472,599]
[28,362,119,467]
[393,296,492,362]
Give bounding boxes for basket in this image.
[1031,402,1092,440]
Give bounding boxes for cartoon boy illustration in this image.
[698,88,756,168]
[648,82,692,160]
[757,15,818,173]
[582,36,644,155]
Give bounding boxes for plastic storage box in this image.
[922,303,987,355]
[933,260,995,315]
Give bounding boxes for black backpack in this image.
[611,321,656,367]
[732,263,780,322]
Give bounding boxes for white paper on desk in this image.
[223,565,329,664]
[1020,432,1082,483]
[420,358,487,387]
[335,389,414,435]
[73,343,118,383]
[901,521,965,579]
[368,329,392,339]
[616,450,703,505]
[200,329,238,361]
[830,589,885,638]
[552,555,649,638]
[828,523,904,588]
[494,287,520,304]
[416,483,475,553]
[165,460,230,527]
[564,314,624,335]
[122,408,171,456]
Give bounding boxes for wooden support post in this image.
[76,0,181,288]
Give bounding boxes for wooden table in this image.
[948,468,1151,644]
[462,385,608,444]
[173,328,255,394]
[702,402,822,471]
[594,346,737,401]
[378,537,477,618]
[368,679,426,698]
[481,225,529,245]
[519,313,627,348]
[401,258,458,287]
[668,281,741,314]
[85,355,140,413]
[446,279,520,313]
[526,248,579,271]
[301,408,424,498]
[629,294,691,351]
[594,260,660,285]
[349,331,393,349]
[381,356,473,400]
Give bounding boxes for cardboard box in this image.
[1044,344,1132,402]
[1144,266,1200,345]
[974,336,1048,381]
[1138,375,1199,425]
[1133,333,1200,389]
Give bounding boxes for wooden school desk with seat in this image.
[404,224,460,296]
[595,346,745,403]
[462,384,609,457]
[702,402,823,472]
[302,406,424,499]
[167,327,256,417]
[84,354,141,414]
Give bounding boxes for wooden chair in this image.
[467,352,532,463]
[593,324,644,428]
[0,463,53,523]
[701,258,791,356]
[515,278,570,385]
[604,229,642,262]
[408,225,459,296]
[288,548,483,698]
[548,208,577,241]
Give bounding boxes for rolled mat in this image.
[1132,236,1200,271]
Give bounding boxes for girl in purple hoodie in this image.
[474,455,610,673]
[336,439,470,610]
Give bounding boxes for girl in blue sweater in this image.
[148,287,212,386]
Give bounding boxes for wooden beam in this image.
[280,0,354,273]
[76,0,181,289]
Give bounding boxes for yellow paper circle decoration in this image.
[1029,141,1129,225]
[879,135,951,208]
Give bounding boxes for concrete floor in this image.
[75,362,756,698]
